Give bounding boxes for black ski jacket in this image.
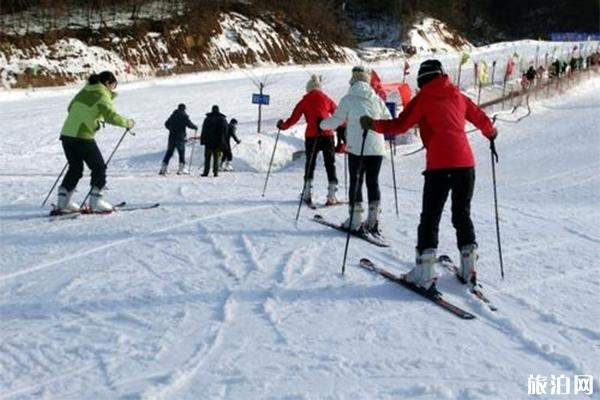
[165,109,198,141]
[224,123,241,151]
[201,111,228,150]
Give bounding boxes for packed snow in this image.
[1,50,599,399]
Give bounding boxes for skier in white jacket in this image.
[320,66,391,235]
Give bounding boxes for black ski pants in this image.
[222,147,233,163]
[60,136,106,191]
[347,153,383,205]
[417,167,477,253]
[203,148,221,176]
[162,137,186,165]
[304,136,337,184]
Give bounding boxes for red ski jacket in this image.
[280,90,337,138]
[372,76,495,170]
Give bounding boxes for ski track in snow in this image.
[1,59,599,398]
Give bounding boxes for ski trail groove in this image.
[0,205,271,283]
[140,292,237,400]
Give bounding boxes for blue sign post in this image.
[252,83,270,146]
[252,93,270,105]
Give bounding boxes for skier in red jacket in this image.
[360,59,497,290]
[277,75,340,206]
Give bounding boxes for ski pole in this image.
[389,138,399,216]
[188,135,196,172]
[294,134,320,222]
[344,152,348,201]
[490,137,504,279]
[41,162,68,207]
[341,129,368,276]
[79,128,133,208]
[262,128,281,197]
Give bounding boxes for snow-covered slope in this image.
[1,58,599,398]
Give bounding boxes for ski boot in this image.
[176,163,188,175]
[158,163,168,176]
[89,187,114,213]
[341,203,363,232]
[458,244,478,285]
[301,180,314,207]
[365,201,383,238]
[404,248,438,291]
[54,186,80,214]
[324,182,341,206]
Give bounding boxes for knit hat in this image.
[349,65,370,85]
[230,118,238,124]
[306,74,322,92]
[178,103,186,111]
[212,105,220,113]
[417,59,444,88]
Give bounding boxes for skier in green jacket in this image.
[56,71,135,213]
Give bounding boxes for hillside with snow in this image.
[1,9,477,90]
[1,40,599,399]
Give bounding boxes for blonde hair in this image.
[306,74,323,92]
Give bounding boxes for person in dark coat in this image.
[159,103,198,175]
[220,118,241,171]
[200,105,228,177]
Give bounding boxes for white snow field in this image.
[1,53,600,398]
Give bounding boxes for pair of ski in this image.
[360,257,498,320]
[312,214,389,247]
[48,201,160,220]
[311,214,495,318]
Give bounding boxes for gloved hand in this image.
[360,115,373,131]
[127,119,136,129]
[276,119,284,129]
[335,143,347,154]
[489,128,498,141]
[335,125,346,144]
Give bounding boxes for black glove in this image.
[276,119,284,129]
[360,115,374,131]
[335,126,347,145]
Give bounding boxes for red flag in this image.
[370,69,387,100]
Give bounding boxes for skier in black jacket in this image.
[220,118,241,171]
[200,105,228,177]
[159,103,198,175]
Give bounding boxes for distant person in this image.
[200,105,228,177]
[320,66,391,236]
[277,74,340,206]
[54,71,134,214]
[220,118,241,171]
[159,103,198,175]
[360,59,497,290]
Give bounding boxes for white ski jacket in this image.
[320,81,391,156]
